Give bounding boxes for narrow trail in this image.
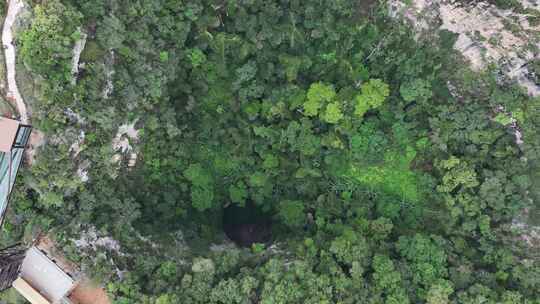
[2,0,28,124]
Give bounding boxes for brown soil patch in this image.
[35,235,79,277]
[69,280,111,304]
[26,128,45,165]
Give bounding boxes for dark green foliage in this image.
[19,0,82,81]
[3,0,540,303]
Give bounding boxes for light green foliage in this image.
[436,157,479,193]
[304,82,336,116]
[157,261,177,280]
[373,255,410,304]
[373,255,401,289]
[209,279,244,303]
[11,0,540,303]
[0,288,27,303]
[229,182,248,206]
[478,177,506,211]
[354,98,370,117]
[355,79,390,116]
[40,192,65,208]
[512,110,524,123]
[251,243,265,254]
[349,145,419,203]
[243,102,261,119]
[19,0,82,80]
[330,229,369,266]
[249,171,268,188]
[279,55,308,82]
[188,48,207,68]
[397,234,448,287]
[282,120,322,156]
[159,51,169,62]
[192,258,216,273]
[259,259,304,303]
[184,164,212,187]
[156,294,179,304]
[350,123,388,162]
[97,15,125,50]
[493,113,513,126]
[370,217,394,240]
[262,154,279,169]
[322,102,344,124]
[400,78,433,103]
[416,137,430,150]
[190,187,214,212]
[234,61,258,86]
[184,164,214,211]
[426,281,454,304]
[80,41,105,62]
[277,200,305,228]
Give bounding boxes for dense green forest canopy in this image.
[2,0,540,303]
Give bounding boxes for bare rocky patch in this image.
[71,30,88,85]
[111,120,140,168]
[390,0,540,96]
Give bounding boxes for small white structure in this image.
[12,246,75,304]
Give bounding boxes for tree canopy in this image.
[2,0,540,303]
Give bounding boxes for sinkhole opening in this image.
[223,202,272,248]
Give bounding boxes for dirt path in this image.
[2,0,28,124]
[69,280,111,304]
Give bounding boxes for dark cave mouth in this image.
[222,202,273,248]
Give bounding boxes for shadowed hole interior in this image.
[223,202,272,248]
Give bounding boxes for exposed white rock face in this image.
[440,2,539,96]
[191,258,215,273]
[390,0,540,96]
[112,136,132,154]
[112,121,140,153]
[111,120,140,167]
[512,207,540,248]
[117,122,140,142]
[76,159,90,183]
[73,227,127,279]
[69,130,86,158]
[64,108,86,125]
[513,221,540,247]
[102,50,115,99]
[210,241,236,252]
[73,227,123,253]
[519,0,540,10]
[127,152,137,167]
[71,30,88,85]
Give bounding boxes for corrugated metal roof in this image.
[0,117,19,153]
[19,247,75,303]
